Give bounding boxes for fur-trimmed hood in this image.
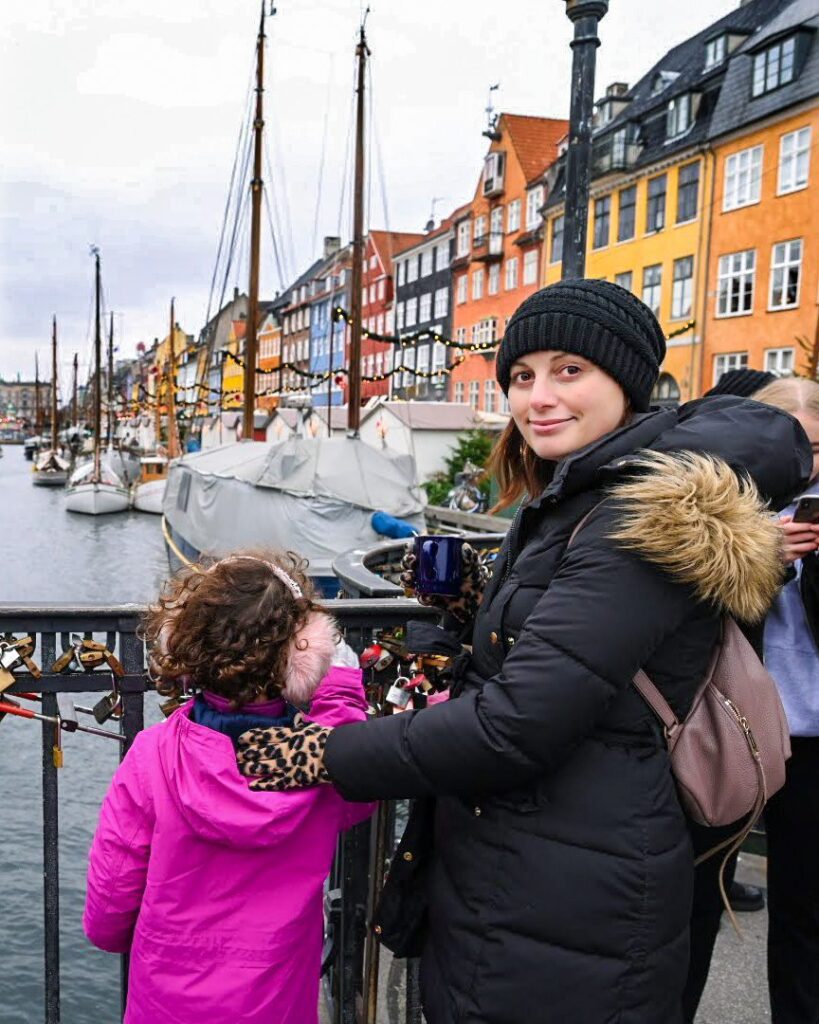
[608,450,784,623]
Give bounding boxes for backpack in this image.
[569,504,791,924]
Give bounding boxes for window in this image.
[385,309,394,334]
[490,206,503,239]
[641,264,662,316]
[666,94,691,139]
[500,392,510,415]
[468,380,480,410]
[614,270,633,292]
[713,352,748,386]
[374,351,383,376]
[484,380,496,413]
[384,348,393,373]
[526,186,544,230]
[507,199,521,233]
[402,346,416,387]
[765,348,795,376]
[419,292,432,322]
[671,256,694,319]
[456,275,467,304]
[433,342,446,372]
[676,162,700,224]
[593,195,611,249]
[752,36,796,97]
[473,215,486,241]
[455,326,467,346]
[724,145,762,210]
[369,255,377,270]
[406,256,419,283]
[717,250,756,317]
[405,297,418,327]
[617,186,636,242]
[778,127,811,194]
[549,216,564,263]
[434,288,448,318]
[377,279,385,301]
[436,241,450,271]
[472,269,484,300]
[369,284,376,303]
[377,313,384,334]
[454,381,465,403]
[396,302,405,331]
[523,250,538,285]
[456,221,471,256]
[646,174,667,233]
[417,345,430,374]
[505,257,519,290]
[421,248,434,277]
[705,35,726,69]
[769,239,802,310]
[488,263,500,295]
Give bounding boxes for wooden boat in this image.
[33,317,70,486]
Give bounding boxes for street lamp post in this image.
[561,0,609,281]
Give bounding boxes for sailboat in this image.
[32,317,71,486]
[161,10,425,592]
[65,249,131,515]
[133,299,177,513]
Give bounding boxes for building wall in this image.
[360,236,394,402]
[703,103,819,387]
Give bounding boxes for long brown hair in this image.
[486,419,552,513]
[142,550,320,708]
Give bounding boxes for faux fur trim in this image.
[282,611,338,705]
[607,451,784,624]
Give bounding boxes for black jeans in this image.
[767,736,819,1024]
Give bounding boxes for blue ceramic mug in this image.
[413,535,464,597]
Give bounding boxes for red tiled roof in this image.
[501,113,569,184]
[369,230,427,268]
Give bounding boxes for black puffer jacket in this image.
[326,397,811,1024]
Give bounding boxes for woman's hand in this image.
[778,516,819,565]
[400,542,490,625]
[237,714,332,791]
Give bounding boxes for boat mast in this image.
[72,353,78,427]
[167,297,180,458]
[93,249,102,480]
[107,312,115,448]
[51,316,58,451]
[347,20,369,435]
[34,353,41,433]
[242,2,267,443]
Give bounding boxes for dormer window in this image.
[704,35,726,69]
[666,94,693,139]
[752,36,796,97]
[598,100,613,126]
[483,152,505,197]
[651,70,679,96]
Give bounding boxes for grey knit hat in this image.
[496,279,666,412]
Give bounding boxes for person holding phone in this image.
[753,377,819,1024]
[236,281,811,1024]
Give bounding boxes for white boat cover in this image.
[163,437,427,575]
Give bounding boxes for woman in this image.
[754,377,819,1024]
[238,280,811,1023]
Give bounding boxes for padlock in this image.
[103,651,126,678]
[359,643,394,673]
[21,655,42,679]
[51,648,76,673]
[92,691,122,725]
[0,666,16,695]
[158,696,186,718]
[52,721,63,769]
[0,645,22,672]
[385,676,412,710]
[79,650,106,670]
[408,672,432,693]
[80,637,108,653]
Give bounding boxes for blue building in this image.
[309,242,351,408]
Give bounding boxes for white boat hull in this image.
[65,482,130,515]
[133,478,166,514]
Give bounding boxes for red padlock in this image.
[359,643,394,673]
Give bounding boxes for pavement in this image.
[321,854,772,1023]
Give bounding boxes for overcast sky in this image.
[1,0,742,391]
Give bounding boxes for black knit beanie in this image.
[703,368,776,398]
[496,279,666,412]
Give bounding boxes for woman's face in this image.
[507,350,629,462]
[793,411,819,482]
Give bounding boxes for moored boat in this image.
[132,455,168,513]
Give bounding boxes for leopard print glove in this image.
[236,715,332,791]
[400,541,489,625]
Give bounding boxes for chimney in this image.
[323,235,341,258]
[233,286,240,301]
[606,82,629,97]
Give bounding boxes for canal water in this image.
[0,446,169,1023]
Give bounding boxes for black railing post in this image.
[40,628,60,1024]
[561,0,609,280]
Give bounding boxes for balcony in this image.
[592,138,641,177]
[472,232,504,263]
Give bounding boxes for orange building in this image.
[257,308,281,413]
[702,5,818,387]
[449,113,568,412]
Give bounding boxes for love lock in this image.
[359,643,394,673]
[385,675,412,710]
[92,688,122,725]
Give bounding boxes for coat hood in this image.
[607,450,783,623]
[155,705,321,848]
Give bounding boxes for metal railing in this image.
[0,600,436,1024]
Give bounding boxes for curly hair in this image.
[142,550,321,709]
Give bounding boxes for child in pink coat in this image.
[83,551,373,1024]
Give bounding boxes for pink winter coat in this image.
[83,666,373,1024]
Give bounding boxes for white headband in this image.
[216,556,303,599]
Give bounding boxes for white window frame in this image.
[432,341,446,372]
[484,379,496,413]
[436,241,450,271]
[456,221,471,257]
[526,186,544,230]
[723,145,763,211]
[507,199,521,233]
[377,279,385,301]
[488,263,500,296]
[704,35,726,70]
[472,269,484,301]
[523,250,538,286]
[434,287,448,318]
[405,297,418,328]
[397,261,406,286]
[505,257,519,291]
[713,352,748,387]
[456,274,468,305]
[752,36,796,98]
[454,381,465,404]
[641,264,662,317]
[395,302,405,331]
[406,257,418,284]
[419,292,432,323]
[402,345,416,388]
[421,248,434,278]
[666,94,691,139]
[671,256,694,320]
[417,344,430,374]
[778,127,811,195]
[764,347,795,376]
[614,270,633,292]
[468,380,480,410]
[716,249,756,318]
[455,326,467,346]
[769,239,803,311]
[473,215,487,241]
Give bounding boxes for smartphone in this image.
[793,496,819,524]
